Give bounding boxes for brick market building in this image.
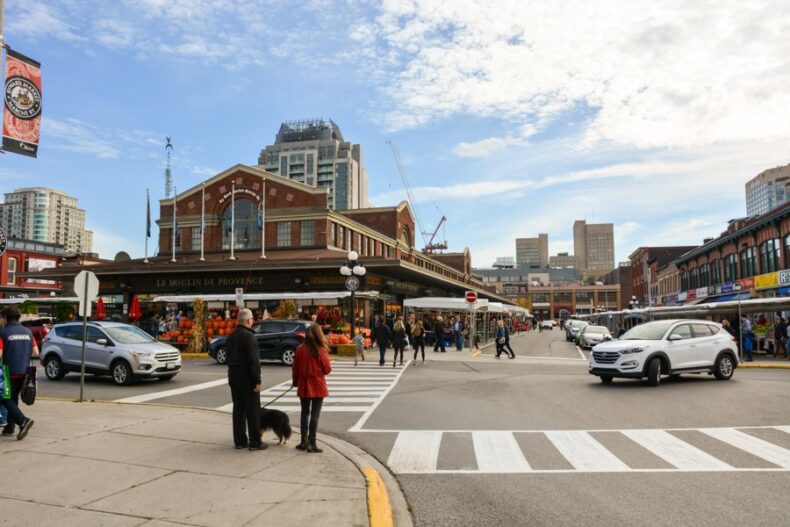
[0,238,64,298]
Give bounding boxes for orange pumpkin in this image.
[207,329,214,336]
[176,336,184,343]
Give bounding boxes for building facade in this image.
[549,252,576,268]
[0,238,64,298]
[256,119,368,211]
[675,203,790,304]
[526,284,620,318]
[573,220,614,271]
[628,246,696,306]
[745,163,790,217]
[515,234,548,267]
[600,264,633,309]
[0,187,93,254]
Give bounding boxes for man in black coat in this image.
[226,308,265,451]
[374,319,391,366]
[433,316,446,352]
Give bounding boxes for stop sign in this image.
[465,291,477,303]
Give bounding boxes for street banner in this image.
[3,48,42,157]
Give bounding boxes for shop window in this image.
[699,264,709,287]
[191,226,201,251]
[681,271,689,291]
[760,238,780,273]
[277,221,291,247]
[710,259,721,285]
[7,257,16,285]
[690,268,698,289]
[724,254,737,282]
[300,220,315,246]
[222,198,261,250]
[330,222,336,246]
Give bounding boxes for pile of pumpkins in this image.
[160,316,238,344]
[326,328,372,348]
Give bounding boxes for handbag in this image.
[21,364,37,406]
[0,360,10,400]
[497,337,506,344]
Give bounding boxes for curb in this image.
[739,363,790,369]
[364,468,394,527]
[180,353,210,359]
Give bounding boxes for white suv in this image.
[589,319,738,386]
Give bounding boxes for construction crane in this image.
[386,140,448,254]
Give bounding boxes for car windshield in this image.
[620,321,674,340]
[104,325,156,344]
[586,326,607,334]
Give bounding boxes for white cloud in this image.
[89,226,141,260]
[44,118,123,159]
[367,0,790,151]
[7,3,85,42]
[452,136,521,158]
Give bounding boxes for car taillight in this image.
[296,332,305,339]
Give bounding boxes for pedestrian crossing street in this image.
[215,361,409,413]
[384,426,790,474]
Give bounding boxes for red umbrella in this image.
[95,297,107,320]
[128,295,142,321]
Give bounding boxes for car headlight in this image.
[621,347,644,354]
[131,351,154,359]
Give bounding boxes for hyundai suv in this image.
[209,319,309,366]
[589,319,738,386]
[41,321,182,385]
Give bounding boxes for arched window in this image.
[400,227,411,246]
[222,198,261,250]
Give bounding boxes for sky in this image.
[2,0,790,268]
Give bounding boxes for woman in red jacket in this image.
[292,323,332,453]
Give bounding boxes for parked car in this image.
[578,325,612,349]
[565,320,589,342]
[540,320,555,330]
[20,314,54,348]
[588,319,738,386]
[40,321,182,385]
[209,319,309,365]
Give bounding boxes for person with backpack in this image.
[392,320,407,367]
[0,307,38,440]
[411,320,426,364]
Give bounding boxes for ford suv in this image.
[41,321,182,385]
[588,319,738,386]
[209,319,309,366]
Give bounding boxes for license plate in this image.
[166,362,176,370]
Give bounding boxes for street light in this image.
[629,295,639,309]
[340,250,366,345]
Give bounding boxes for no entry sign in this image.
[465,291,477,303]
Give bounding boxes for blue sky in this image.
[2,0,789,267]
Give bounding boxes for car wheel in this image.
[44,355,66,380]
[646,358,661,386]
[111,360,134,386]
[714,354,735,381]
[215,346,228,365]
[158,374,177,381]
[600,375,613,384]
[281,347,296,365]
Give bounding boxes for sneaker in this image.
[17,419,34,441]
[1,429,14,437]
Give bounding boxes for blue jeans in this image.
[455,332,463,350]
[2,377,27,433]
[378,345,387,365]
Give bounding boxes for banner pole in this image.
[144,188,149,263]
[230,182,236,260]
[171,186,177,262]
[200,182,205,261]
[79,277,88,403]
[261,177,266,259]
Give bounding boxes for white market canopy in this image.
[588,296,790,319]
[0,296,80,304]
[403,297,489,311]
[151,291,379,303]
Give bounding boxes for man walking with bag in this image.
[0,307,38,440]
[226,308,265,451]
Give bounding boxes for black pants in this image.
[300,397,324,444]
[2,377,27,434]
[433,335,446,352]
[230,382,261,448]
[393,346,404,364]
[503,342,515,358]
[413,339,425,361]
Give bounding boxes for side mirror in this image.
[96,338,111,346]
[668,334,682,342]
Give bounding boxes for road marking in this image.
[777,426,790,435]
[267,405,371,413]
[388,431,442,473]
[621,429,732,470]
[114,378,228,404]
[575,345,586,360]
[348,360,412,431]
[472,432,531,473]
[545,431,630,471]
[700,428,790,468]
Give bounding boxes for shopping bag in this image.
[21,365,36,405]
[0,361,10,400]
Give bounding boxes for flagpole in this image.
[144,188,150,263]
[261,177,266,259]
[171,185,177,263]
[230,182,236,260]
[200,182,205,261]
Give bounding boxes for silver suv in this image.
[41,321,182,385]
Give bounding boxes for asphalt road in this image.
[35,329,790,526]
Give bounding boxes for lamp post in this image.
[340,250,366,346]
[733,283,743,362]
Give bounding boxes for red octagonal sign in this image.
[465,291,477,303]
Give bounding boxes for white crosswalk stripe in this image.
[215,361,409,413]
[377,426,790,474]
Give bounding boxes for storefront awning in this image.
[152,291,380,303]
[403,297,490,310]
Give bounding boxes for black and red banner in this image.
[3,48,42,158]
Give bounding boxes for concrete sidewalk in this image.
[0,400,376,527]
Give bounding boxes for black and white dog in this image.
[259,408,292,445]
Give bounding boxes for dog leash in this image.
[262,385,293,408]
